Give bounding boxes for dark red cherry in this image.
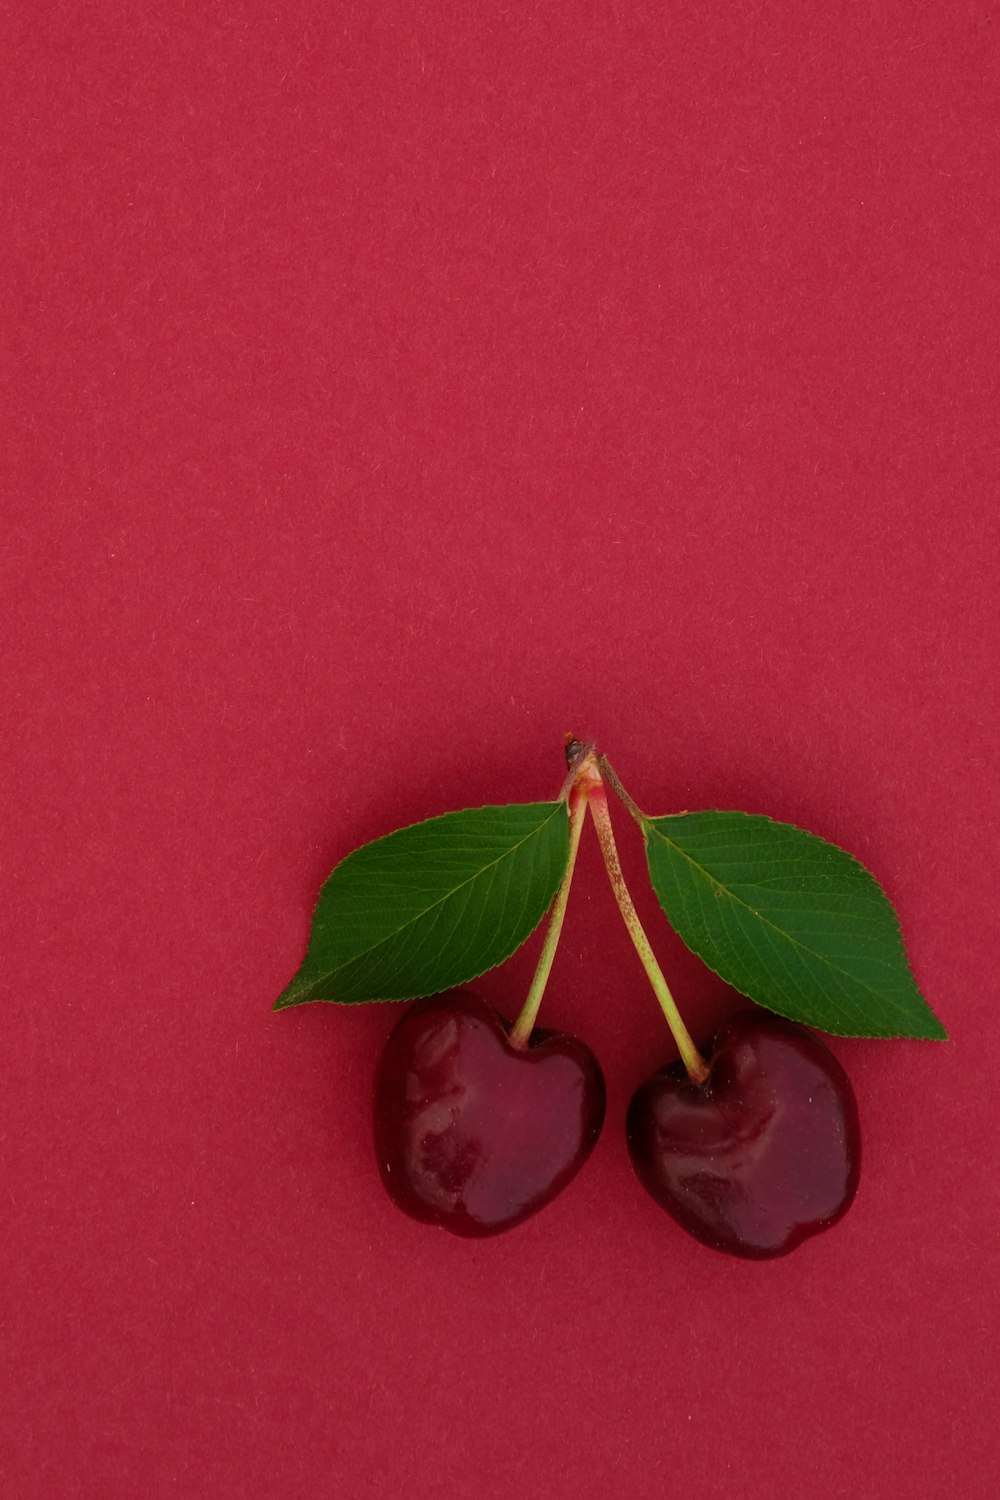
[626,1011,860,1259]
[373,991,606,1237]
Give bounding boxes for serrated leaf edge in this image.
[642,809,948,1041]
[275,799,568,1009]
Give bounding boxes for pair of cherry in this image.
[373,751,861,1259]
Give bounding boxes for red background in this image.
[4,4,998,1497]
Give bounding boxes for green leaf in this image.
[642,811,946,1039]
[275,801,569,1008]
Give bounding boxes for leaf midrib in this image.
[644,818,909,1008]
[317,802,565,980]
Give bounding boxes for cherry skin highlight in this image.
[626,1011,860,1259]
[373,990,606,1237]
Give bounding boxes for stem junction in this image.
[512,741,710,1089]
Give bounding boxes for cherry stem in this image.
[508,777,592,1049]
[587,784,710,1086]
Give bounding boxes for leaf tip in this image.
[272,968,316,1011]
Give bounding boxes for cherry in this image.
[579,763,861,1258]
[626,1011,861,1258]
[373,990,606,1236]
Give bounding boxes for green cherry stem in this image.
[508,778,591,1050]
[587,783,710,1086]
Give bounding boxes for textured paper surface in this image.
[4,4,998,1497]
